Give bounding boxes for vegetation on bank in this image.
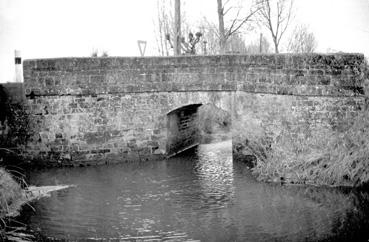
[247,62,369,187]
[0,166,26,240]
[238,110,369,187]
[0,168,24,218]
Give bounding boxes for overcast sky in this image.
[1,0,369,83]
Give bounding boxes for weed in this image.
[240,110,369,187]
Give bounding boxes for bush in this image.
[240,111,369,187]
[0,168,23,217]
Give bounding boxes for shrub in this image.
[0,168,23,218]
[241,111,369,187]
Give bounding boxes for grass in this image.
[238,110,369,187]
[0,147,29,240]
[0,168,23,216]
[0,167,25,239]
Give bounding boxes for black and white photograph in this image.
[0,0,369,241]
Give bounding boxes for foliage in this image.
[0,167,25,239]
[0,168,23,217]
[239,111,369,187]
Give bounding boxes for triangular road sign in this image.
[137,40,147,57]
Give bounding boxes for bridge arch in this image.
[166,104,202,157]
[165,102,232,157]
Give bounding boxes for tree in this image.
[181,32,203,55]
[217,0,262,53]
[288,25,317,53]
[258,0,294,53]
[198,19,248,54]
[224,33,247,53]
[198,21,220,54]
[153,0,190,56]
[154,0,173,56]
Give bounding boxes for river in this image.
[17,140,369,241]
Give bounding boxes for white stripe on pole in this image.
[14,50,23,83]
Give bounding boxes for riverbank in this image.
[0,168,24,219]
[0,167,73,241]
[238,110,369,188]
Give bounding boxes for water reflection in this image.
[17,140,369,241]
[195,141,234,210]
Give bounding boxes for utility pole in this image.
[217,0,226,54]
[174,0,181,56]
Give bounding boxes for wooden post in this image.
[174,0,181,56]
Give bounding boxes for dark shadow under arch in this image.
[166,104,202,157]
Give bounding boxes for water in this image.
[18,140,369,241]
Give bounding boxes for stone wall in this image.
[23,91,233,166]
[232,54,367,160]
[21,54,367,166]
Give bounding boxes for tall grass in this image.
[240,111,369,187]
[0,167,24,239]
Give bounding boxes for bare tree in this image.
[154,0,172,56]
[153,0,190,56]
[258,0,294,53]
[198,20,220,54]
[224,33,248,53]
[288,25,317,53]
[217,0,262,53]
[199,19,249,54]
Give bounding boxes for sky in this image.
[1,0,369,83]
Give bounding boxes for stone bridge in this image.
[21,54,367,166]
